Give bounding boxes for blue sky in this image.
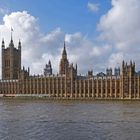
[0,0,140,75]
[0,0,111,37]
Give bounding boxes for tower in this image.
[106,68,112,76]
[1,33,21,80]
[59,41,69,75]
[44,60,52,76]
[121,60,135,98]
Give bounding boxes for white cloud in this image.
[65,33,111,74]
[1,0,140,77]
[0,11,112,76]
[108,52,124,68]
[98,0,140,48]
[87,2,99,12]
[98,0,140,71]
[0,11,65,76]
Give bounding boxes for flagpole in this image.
[11,27,13,41]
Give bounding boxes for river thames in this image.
[0,99,140,140]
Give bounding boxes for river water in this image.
[0,99,140,140]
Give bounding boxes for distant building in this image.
[0,34,140,99]
[44,60,52,76]
[97,72,106,77]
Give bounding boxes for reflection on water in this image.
[0,100,140,140]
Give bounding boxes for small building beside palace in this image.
[0,36,140,99]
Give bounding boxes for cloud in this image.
[98,0,140,48]
[65,33,111,74]
[0,11,112,76]
[1,0,140,77]
[0,11,65,76]
[98,0,140,71]
[108,52,124,68]
[87,2,99,12]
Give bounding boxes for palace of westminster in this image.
[0,34,140,99]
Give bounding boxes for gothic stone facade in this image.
[2,38,21,80]
[0,39,140,99]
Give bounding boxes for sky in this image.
[0,0,140,76]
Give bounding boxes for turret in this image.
[130,60,132,66]
[18,40,21,50]
[48,60,51,67]
[76,63,77,73]
[28,67,30,74]
[122,60,125,68]
[1,39,5,49]
[44,60,52,76]
[133,61,135,68]
[106,68,112,76]
[62,41,67,59]
[121,60,135,77]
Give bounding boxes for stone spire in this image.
[62,41,67,59]
[59,41,69,75]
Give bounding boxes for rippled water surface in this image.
[0,99,140,140]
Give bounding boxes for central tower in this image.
[59,41,69,75]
